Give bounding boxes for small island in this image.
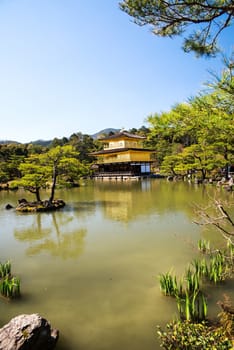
[7,145,86,213]
[15,198,66,213]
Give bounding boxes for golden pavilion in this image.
[91,131,155,180]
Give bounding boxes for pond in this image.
[0,179,233,349]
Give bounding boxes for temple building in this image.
[91,131,155,180]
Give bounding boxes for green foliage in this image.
[208,252,226,283]
[119,0,234,56]
[157,320,233,349]
[0,261,20,299]
[69,133,97,163]
[0,144,28,181]
[159,238,234,323]
[144,58,234,178]
[0,131,96,195]
[0,261,11,278]
[196,240,233,283]
[147,85,234,177]
[159,271,179,297]
[158,202,234,348]
[198,239,210,254]
[0,276,20,298]
[158,236,234,347]
[176,290,207,322]
[218,295,234,338]
[13,145,88,202]
[207,54,234,107]
[159,268,207,322]
[184,268,200,295]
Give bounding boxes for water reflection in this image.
[0,180,233,350]
[14,212,86,259]
[93,180,198,222]
[54,180,228,224]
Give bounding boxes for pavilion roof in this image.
[99,131,146,141]
[91,147,154,156]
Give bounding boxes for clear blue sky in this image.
[0,0,233,143]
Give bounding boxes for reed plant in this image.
[184,267,200,294]
[208,252,226,283]
[191,259,201,277]
[226,240,234,270]
[227,240,234,258]
[0,260,20,299]
[0,276,20,298]
[176,290,207,322]
[157,201,234,349]
[0,261,11,278]
[159,239,233,323]
[191,258,210,280]
[198,239,210,254]
[193,247,230,283]
[159,272,178,297]
[199,258,209,277]
[198,239,233,280]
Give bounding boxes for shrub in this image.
[157,321,233,350]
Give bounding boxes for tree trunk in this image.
[224,148,229,180]
[36,187,41,202]
[201,169,206,181]
[49,166,57,203]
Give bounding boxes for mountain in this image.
[91,128,120,140]
[30,139,52,146]
[0,128,121,145]
[0,139,52,146]
[0,140,20,144]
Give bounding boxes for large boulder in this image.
[0,314,59,350]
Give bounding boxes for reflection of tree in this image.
[14,212,86,259]
[26,229,86,259]
[14,214,50,241]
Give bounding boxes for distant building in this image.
[91,131,155,180]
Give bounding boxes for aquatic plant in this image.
[226,240,234,270]
[159,272,178,296]
[193,246,231,284]
[0,276,20,298]
[198,239,210,254]
[207,251,227,283]
[184,267,200,294]
[157,201,234,348]
[0,261,11,278]
[176,289,207,322]
[0,260,20,299]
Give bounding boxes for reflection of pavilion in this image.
[103,191,133,221]
[95,180,152,222]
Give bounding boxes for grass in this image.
[0,261,20,299]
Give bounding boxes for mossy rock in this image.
[16,199,66,213]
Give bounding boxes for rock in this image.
[0,183,9,191]
[5,204,13,210]
[0,313,59,350]
[18,198,28,204]
[167,176,174,181]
